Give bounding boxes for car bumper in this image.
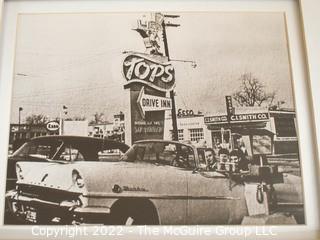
[6,190,111,224]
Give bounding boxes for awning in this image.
[207,121,267,131]
[232,128,275,136]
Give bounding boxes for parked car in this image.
[6,135,129,191]
[5,135,129,224]
[6,139,304,225]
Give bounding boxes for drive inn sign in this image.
[123,52,175,92]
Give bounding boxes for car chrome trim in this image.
[276,202,304,206]
[84,192,240,200]
[12,194,60,206]
[74,207,110,214]
[8,191,111,216]
[8,191,81,208]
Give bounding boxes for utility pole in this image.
[59,105,68,135]
[18,107,23,130]
[162,14,180,141]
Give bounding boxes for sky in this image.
[10,12,295,123]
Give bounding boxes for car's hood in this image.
[17,162,80,192]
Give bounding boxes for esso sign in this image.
[46,121,60,132]
[177,109,194,118]
[123,53,175,92]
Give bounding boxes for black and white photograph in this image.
[4,12,305,225]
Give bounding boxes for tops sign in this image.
[123,52,175,92]
[46,121,60,132]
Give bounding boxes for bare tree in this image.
[89,112,105,124]
[25,114,48,125]
[233,73,276,107]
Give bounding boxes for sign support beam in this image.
[162,17,179,141]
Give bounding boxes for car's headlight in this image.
[16,163,24,180]
[72,170,85,188]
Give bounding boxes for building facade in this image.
[204,108,298,155]
[164,113,212,147]
[9,123,58,152]
[88,112,125,142]
[88,121,114,138]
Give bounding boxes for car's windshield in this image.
[12,141,62,160]
[121,142,196,169]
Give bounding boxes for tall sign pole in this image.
[123,13,176,143]
[225,95,233,123]
[162,15,180,141]
[225,95,234,149]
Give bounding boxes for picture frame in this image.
[0,0,319,239]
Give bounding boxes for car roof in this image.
[134,139,194,148]
[29,135,130,152]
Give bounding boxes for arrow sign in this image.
[137,86,172,118]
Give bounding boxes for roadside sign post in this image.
[123,14,176,143]
[162,15,180,141]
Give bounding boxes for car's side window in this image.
[36,145,52,158]
[171,145,196,169]
[12,143,30,157]
[135,143,177,166]
[159,144,177,164]
[27,143,60,159]
[135,146,146,161]
[98,149,125,162]
[143,144,158,162]
[125,142,196,169]
[197,149,207,166]
[182,146,196,169]
[58,145,84,162]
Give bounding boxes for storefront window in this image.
[274,117,296,137]
[211,130,231,149]
[189,128,204,142]
[178,129,184,141]
[170,129,184,141]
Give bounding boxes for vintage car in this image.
[5,135,129,224]
[6,139,304,225]
[6,135,130,191]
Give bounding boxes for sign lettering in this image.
[123,52,175,92]
[177,109,195,118]
[204,115,228,124]
[133,120,164,134]
[230,113,269,122]
[205,113,269,124]
[225,96,233,117]
[137,87,172,119]
[46,121,60,132]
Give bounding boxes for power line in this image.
[12,84,121,99]
[14,48,121,78]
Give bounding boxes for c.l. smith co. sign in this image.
[123,52,175,92]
